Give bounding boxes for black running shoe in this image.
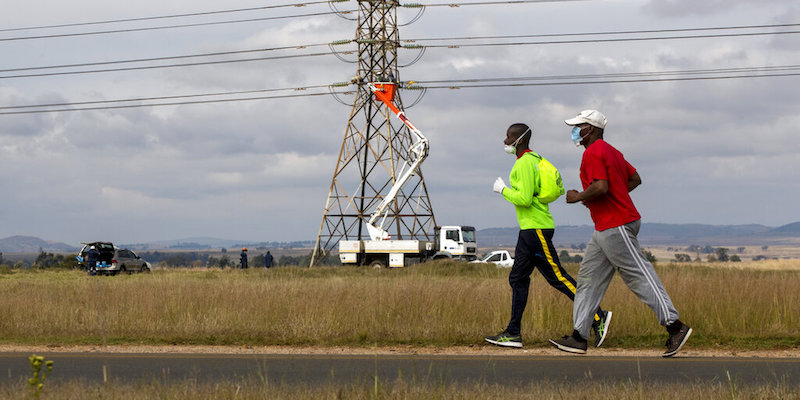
[549,334,588,354]
[663,322,693,358]
[484,331,522,348]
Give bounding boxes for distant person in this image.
[485,122,612,349]
[240,247,248,269]
[549,110,691,357]
[264,251,274,269]
[85,245,99,276]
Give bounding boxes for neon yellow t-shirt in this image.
[502,151,555,229]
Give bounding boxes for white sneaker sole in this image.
[595,311,612,348]
[484,338,523,348]
[662,327,693,358]
[548,339,587,354]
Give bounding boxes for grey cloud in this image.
[641,0,794,17]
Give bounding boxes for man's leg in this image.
[485,230,536,348]
[532,229,608,332]
[573,232,616,341]
[549,232,616,354]
[505,230,538,336]
[599,220,679,326]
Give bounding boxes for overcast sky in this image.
[1,0,798,245]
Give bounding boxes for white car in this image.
[472,250,514,268]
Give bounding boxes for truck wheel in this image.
[119,266,127,275]
[369,260,385,269]
[141,265,149,273]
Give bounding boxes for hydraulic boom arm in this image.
[365,81,429,241]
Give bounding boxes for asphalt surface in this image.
[2,352,799,386]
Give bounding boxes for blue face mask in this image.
[571,126,583,147]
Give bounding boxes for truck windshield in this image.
[462,229,476,243]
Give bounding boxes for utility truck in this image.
[338,79,477,268]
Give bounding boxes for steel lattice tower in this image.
[311,1,435,265]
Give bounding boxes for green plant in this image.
[28,354,54,398]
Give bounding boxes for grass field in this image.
[2,378,799,399]
[0,260,799,350]
[2,261,799,398]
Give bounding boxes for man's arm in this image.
[628,171,641,192]
[565,179,608,203]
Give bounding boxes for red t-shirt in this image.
[579,139,641,231]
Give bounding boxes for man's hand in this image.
[566,189,582,203]
[493,177,507,194]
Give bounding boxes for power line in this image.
[0,0,592,42]
[0,1,335,33]
[0,0,580,36]
[0,91,336,115]
[418,0,589,6]
[413,29,800,49]
[413,65,800,84]
[4,64,797,115]
[0,84,333,111]
[0,10,352,42]
[3,22,793,78]
[0,43,333,74]
[414,69,800,89]
[403,22,800,42]
[0,52,335,80]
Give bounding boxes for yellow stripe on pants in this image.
[535,229,600,322]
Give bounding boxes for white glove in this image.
[493,177,507,194]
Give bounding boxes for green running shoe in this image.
[484,331,522,348]
[592,310,613,348]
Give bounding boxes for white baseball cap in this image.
[564,109,607,129]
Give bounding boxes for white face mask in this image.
[504,128,530,154]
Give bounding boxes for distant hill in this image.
[477,222,800,248]
[769,222,800,235]
[0,236,77,253]
[3,221,798,253]
[120,238,314,251]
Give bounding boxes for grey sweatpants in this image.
[573,220,679,339]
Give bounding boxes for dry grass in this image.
[1,378,798,399]
[0,261,798,349]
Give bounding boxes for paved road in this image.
[2,352,798,386]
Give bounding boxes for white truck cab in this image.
[434,225,477,261]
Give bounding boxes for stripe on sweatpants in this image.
[617,225,670,322]
[536,229,576,294]
[536,229,600,322]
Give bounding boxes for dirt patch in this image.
[2,344,798,358]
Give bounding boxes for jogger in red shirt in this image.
[549,110,693,357]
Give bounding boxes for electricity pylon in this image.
[311,1,435,266]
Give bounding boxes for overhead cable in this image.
[412,66,800,89]
[0,43,332,74]
[0,52,334,80]
[403,22,800,42]
[0,10,354,42]
[0,91,335,115]
[0,1,334,33]
[3,64,797,115]
[413,29,800,49]
[5,22,794,77]
[417,0,589,7]
[413,65,800,84]
[0,84,333,111]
